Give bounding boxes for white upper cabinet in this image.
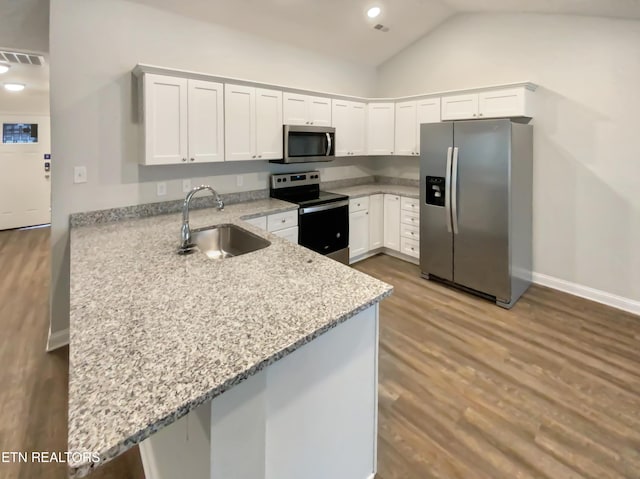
[441,93,479,121]
[332,99,366,157]
[394,101,417,156]
[395,97,441,156]
[142,74,224,165]
[283,93,331,126]
[225,84,283,161]
[442,86,533,120]
[255,88,283,160]
[367,103,395,155]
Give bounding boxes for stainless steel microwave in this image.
[271,125,335,164]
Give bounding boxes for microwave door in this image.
[279,126,335,163]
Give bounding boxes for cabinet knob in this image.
[190,158,195,162]
[310,121,314,125]
[390,151,394,154]
[252,155,256,158]
[305,121,310,125]
[473,113,477,117]
[281,219,286,223]
[258,155,262,158]
[479,113,483,117]
[182,158,187,162]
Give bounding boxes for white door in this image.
[331,100,351,157]
[187,79,224,163]
[0,115,51,229]
[255,88,283,160]
[394,101,417,156]
[383,194,400,250]
[225,84,256,161]
[308,96,332,127]
[416,97,441,152]
[349,210,369,261]
[283,93,308,125]
[441,93,479,120]
[368,194,383,249]
[367,103,395,155]
[143,74,188,164]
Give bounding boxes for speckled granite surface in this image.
[327,183,420,200]
[68,198,392,478]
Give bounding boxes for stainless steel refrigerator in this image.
[419,119,533,308]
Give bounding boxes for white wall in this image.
[376,13,640,304]
[0,90,49,115]
[49,0,377,335]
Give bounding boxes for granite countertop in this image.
[326,183,419,199]
[68,198,392,478]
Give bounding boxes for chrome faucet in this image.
[178,185,224,254]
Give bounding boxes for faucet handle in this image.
[217,198,225,211]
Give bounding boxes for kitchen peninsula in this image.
[67,198,392,479]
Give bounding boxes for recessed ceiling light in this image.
[4,83,25,92]
[0,62,10,74]
[367,6,381,18]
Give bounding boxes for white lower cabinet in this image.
[383,195,401,250]
[369,194,383,250]
[400,197,420,259]
[349,197,370,262]
[242,210,299,244]
[272,226,298,244]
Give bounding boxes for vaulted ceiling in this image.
[129,0,640,65]
[2,0,640,67]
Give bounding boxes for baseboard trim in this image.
[46,327,69,352]
[532,273,640,316]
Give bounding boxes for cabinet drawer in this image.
[401,196,419,212]
[401,237,419,259]
[271,226,298,244]
[349,196,370,213]
[401,222,420,241]
[267,210,299,232]
[400,210,419,226]
[243,215,267,230]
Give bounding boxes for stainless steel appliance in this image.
[272,125,335,164]
[270,171,349,263]
[420,119,533,308]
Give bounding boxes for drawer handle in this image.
[281,219,286,223]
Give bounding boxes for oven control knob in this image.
[277,178,282,182]
[283,178,287,182]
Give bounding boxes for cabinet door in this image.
[478,88,528,119]
[331,100,351,157]
[143,74,188,165]
[187,79,224,163]
[225,84,256,161]
[369,194,384,250]
[416,97,441,152]
[272,226,298,244]
[349,209,369,261]
[383,194,401,250]
[255,88,283,160]
[367,103,395,155]
[350,102,367,156]
[308,96,332,126]
[394,100,417,156]
[244,216,267,230]
[441,94,479,120]
[283,92,308,125]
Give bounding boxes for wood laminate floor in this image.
[1,228,639,478]
[355,254,640,479]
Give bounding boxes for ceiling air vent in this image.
[0,50,45,66]
[373,24,390,32]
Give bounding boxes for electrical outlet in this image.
[236,175,243,187]
[73,166,87,184]
[182,179,192,193]
[156,182,167,196]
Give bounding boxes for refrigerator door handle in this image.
[451,146,460,234]
[444,146,453,233]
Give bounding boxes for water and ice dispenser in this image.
[425,176,446,207]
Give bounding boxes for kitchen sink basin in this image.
[191,224,270,259]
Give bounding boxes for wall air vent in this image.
[0,50,45,66]
[373,24,390,32]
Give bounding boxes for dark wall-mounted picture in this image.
[2,123,39,144]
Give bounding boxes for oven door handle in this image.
[299,199,348,215]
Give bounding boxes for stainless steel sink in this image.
[190,224,270,259]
